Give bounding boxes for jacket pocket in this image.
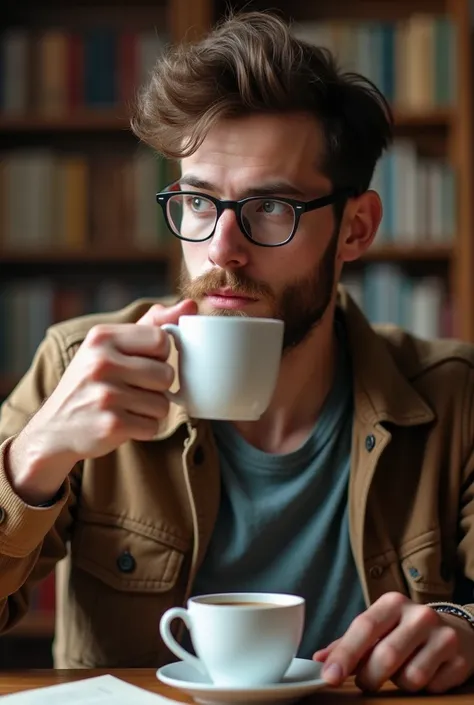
[399,538,455,603]
[65,519,188,667]
[73,520,185,593]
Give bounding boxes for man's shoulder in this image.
[48,295,179,352]
[373,323,474,383]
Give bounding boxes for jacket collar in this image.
[338,286,434,427]
[153,286,434,441]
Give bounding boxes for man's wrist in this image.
[7,433,77,506]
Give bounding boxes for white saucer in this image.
[156,657,326,705]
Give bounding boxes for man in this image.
[0,11,473,693]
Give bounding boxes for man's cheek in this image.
[181,246,208,280]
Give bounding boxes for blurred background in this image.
[0,0,473,667]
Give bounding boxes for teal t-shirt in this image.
[190,322,365,658]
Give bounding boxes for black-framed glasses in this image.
[156,183,354,247]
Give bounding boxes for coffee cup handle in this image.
[160,607,208,676]
[160,323,185,406]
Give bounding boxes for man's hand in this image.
[313,592,474,693]
[7,298,197,505]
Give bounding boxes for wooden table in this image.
[0,670,473,703]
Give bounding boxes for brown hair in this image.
[131,11,393,194]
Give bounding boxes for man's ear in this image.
[338,190,382,263]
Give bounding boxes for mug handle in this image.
[159,607,208,676]
[161,323,185,406]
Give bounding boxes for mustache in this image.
[179,269,274,301]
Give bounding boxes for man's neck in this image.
[232,308,338,454]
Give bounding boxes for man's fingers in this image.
[425,654,470,694]
[391,625,460,693]
[137,298,198,327]
[321,593,407,684]
[120,384,171,421]
[116,357,175,392]
[86,323,171,360]
[312,649,330,663]
[313,639,341,663]
[85,299,197,361]
[355,625,427,691]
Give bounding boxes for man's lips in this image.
[204,289,258,308]
[205,289,257,300]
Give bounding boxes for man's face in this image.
[178,112,342,351]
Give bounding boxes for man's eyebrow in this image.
[179,174,308,198]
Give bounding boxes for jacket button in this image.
[365,434,376,452]
[0,507,5,525]
[369,564,384,579]
[193,446,205,465]
[117,551,136,574]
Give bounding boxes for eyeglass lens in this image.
[166,194,296,245]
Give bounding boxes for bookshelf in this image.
[0,106,455,132]
[0,0,473,653]
[0,111,131,132]
[0,246,180,266]
[0,0,212,660]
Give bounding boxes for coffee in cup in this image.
[159,592,305,687]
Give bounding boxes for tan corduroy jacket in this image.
[0,288,473,668]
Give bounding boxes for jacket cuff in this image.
[429,602,474,631]
[0,437,69,558]
[463,604,474,619]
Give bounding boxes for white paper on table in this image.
[0,674,180,704]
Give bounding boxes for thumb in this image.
[136,299,198,328]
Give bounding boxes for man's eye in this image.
[184,196,213,213]
[259,200,288,215]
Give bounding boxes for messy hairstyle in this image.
[131,11,393,195]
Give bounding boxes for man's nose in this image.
[207,209,250,269]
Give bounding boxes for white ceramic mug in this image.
[159,592,305,687]
[161,316,284,420]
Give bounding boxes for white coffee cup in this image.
[159,592,305,687]
[161,316,284,420]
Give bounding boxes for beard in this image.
[178,227,339,352]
